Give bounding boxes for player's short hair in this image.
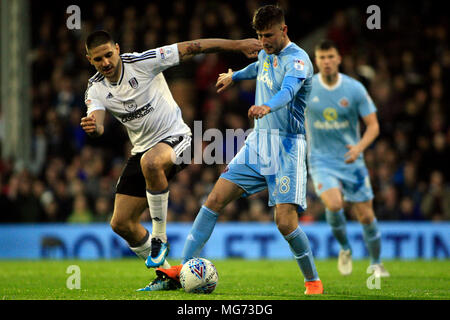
[85,30,115,53]
[315,39,339,52]
[252,5,285,31]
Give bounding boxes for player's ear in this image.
[86,53,93,65]
[115,43,120,55]
[336,52,342,65]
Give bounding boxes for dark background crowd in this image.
[0,0,449,224]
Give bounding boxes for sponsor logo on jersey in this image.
[128,77,139,89]
[323,107,338,121]
[257,72,273,90]
[120,102,154,123]
[313,120,350,130]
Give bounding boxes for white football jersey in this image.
[85,43,191,155]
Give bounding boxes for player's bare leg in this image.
[353,200,389,277]
[321,188,352,275]
[140,142,177,268]
[110,194,150,258]
[275,203,323,294]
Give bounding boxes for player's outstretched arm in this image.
[216,68,234,93]
[216,61,259,93]
[177,39,261,62]
[80,109,105,138]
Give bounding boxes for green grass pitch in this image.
[0,259,448,300]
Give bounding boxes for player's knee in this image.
[326,201,343,213]
[357,211,374,225]
[274,215,297,236]
[204,192,226,213]
[110,216,133,238]
[275,219,296,236]
[140,154,166,174]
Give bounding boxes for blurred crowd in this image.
[0,0,448,224]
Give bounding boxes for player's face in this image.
[256,23,287,55]
[87,42,121,80]
[315,48,342,76]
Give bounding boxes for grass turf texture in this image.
[0,259,448,300]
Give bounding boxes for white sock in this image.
[146,189,169,243]
[129,232,152,260]
[129,231,171,268]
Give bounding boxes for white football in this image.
[179,258,218,293]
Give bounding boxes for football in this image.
[179,258,218,294]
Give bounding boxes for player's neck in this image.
[278,38,291,54]
[320,72,339,86]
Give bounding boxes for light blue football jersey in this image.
[254,42,314,135]
[306,73,377,165]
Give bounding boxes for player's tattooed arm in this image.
[177,38,262,62]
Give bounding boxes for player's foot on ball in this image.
[369,263,390,278]
[338,249,352,276]
[145,238,169,268]
[304,280,324,295]
[156,264,183,282]
[136,275,181,292]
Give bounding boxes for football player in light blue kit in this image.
[156,5,323,295]
[306,40,389,277]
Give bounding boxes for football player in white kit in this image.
[80,30,261,291]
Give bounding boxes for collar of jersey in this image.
[276,41,293,56]
[107,59,125,87]
[318,72,342,91]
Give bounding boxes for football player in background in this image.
[157,5,324,295]
[80,30,262,290]
[305,39,389,277]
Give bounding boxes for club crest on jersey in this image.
[122,99,138,112]
[294,59,304,71]
[273,56,278,68]
[339,97,349,107]
[128,77,139,89]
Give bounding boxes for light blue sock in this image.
[284,226,320,282]
[362,218,381,264]
[181,205,218,264]
[325,209,351,251]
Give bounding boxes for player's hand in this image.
[216,68,234,93]
[80,114,98,135]
[248,105,271,119]
[344,144,362,163]
[236,39,262,59]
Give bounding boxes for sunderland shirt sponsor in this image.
[84,44,191,155]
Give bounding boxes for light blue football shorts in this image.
[308,157,374,203]
[220,130,307,212]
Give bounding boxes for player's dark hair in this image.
[315,39,339,52]
[252,5,285,31]
[85,30,115,52]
